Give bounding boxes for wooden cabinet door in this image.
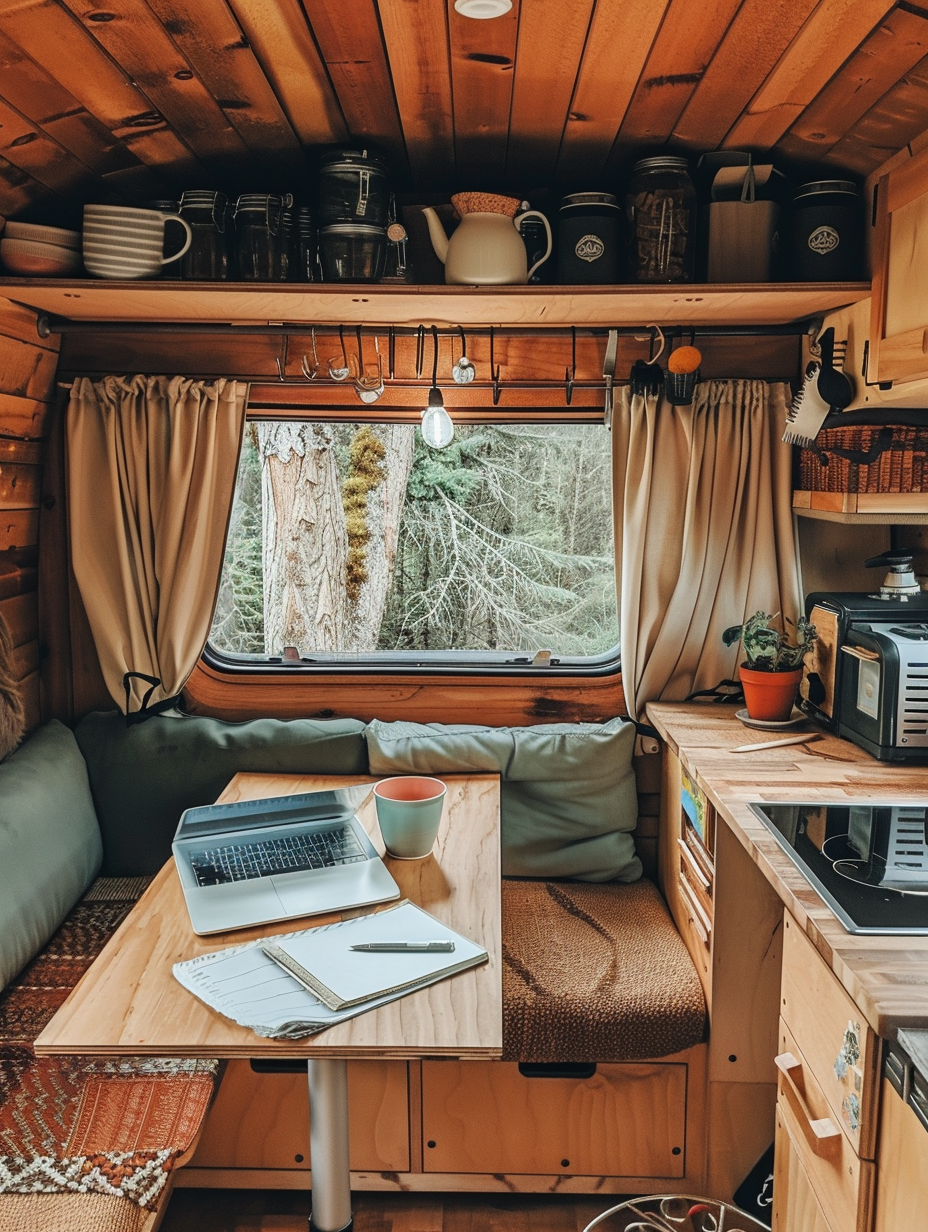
[421,1060,687,1178]
[874,1077,928,1232]
[869,145,928,385]
[188,1058,409,1172]
[773,1104,839,1232]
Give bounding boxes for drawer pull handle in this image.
[775,1052,842,1157]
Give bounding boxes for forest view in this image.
[209,421,619,661]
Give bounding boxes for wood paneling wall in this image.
[0,297,60,732]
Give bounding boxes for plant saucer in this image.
[735,707,807,732]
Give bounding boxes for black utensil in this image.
[816,327,854,411]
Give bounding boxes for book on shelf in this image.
[172,899,488,1039]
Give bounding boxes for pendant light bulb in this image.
[421,326,454,448]
[421,387,454,449]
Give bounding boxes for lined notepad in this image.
[173,900,488,1039]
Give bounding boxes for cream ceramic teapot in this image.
[422,193,552,285]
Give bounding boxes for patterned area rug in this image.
[0,878,218,1210]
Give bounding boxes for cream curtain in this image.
[613,379,801,722]
[67,375,247,717]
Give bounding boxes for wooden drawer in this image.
[188,1058,409,1172]
[874,1076,928,1232]
[780,913,880,1158]
[776,1020,874,1232]
[774,1103,841,1232]
[421,1060,687,1177]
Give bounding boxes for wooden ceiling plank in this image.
[724,0,896,153]
[0,0,208,182]
[447,0,517,187]
[0,98,101,200]
[556,0,672,184]
[505,0,595,187]
[141,0,307,165]
[827,51,928,174]
[672,0,819,149]
[377,0,455,185]
[776,5,928,164]
[0,28,140,176]
[0,153,57,218]
[299,0,408,177]
[609,0,743,160]
[225,0,348,148]
[55,0,254,173]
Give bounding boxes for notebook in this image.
[172,900,488,1039]
[261,900,488,1010]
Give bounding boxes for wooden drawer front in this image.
[678,835,713,919]
[776,1021,874,1232]
[774,1104,840,1232]
[189,1059,409,1172]
[421,1060,686,1177]
[781,914,879,1157]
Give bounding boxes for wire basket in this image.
[583,1193,770,1232]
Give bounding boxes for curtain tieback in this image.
[122,671,183,725]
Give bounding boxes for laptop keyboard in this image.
[189,826,368,887]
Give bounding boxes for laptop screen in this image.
[175,784,373,840]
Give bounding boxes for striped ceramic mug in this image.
[83,204,192,279]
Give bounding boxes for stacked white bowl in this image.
[0,221,82,276]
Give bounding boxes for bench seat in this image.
[0,878,218,1232]
[502,878,707,1063]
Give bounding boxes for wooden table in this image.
[36,772,502,1232]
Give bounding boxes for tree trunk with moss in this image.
[258,421,349,654]
[343,425,415,649]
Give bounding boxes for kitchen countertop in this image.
[646,702,928,1040]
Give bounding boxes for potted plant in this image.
[723,610,817,722]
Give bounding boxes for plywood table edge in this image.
[645,703,928,1040]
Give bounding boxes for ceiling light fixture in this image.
[453,0,512,18]
[420,326,454,449]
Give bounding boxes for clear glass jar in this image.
[178,190,229,281]
[233,193,293,281]
[626,156,696,283]
[317,223,386,282]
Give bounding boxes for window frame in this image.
[205,406,621,682]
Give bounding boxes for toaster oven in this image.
[800,552,928,761]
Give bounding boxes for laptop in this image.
[172,784,400,935]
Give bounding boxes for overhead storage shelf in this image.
[0,279,870,328]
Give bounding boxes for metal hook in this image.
[275,333,290,381]
[415,325,425,380]
[490,326,501,406]
[565,325,576,405]
[646,324,666,365]
[388,325,395,380]
[328,324,352,381]
[299,326,320,380]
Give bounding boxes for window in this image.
[208,419,619,672]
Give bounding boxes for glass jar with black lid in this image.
[233,193,293,281]
[789,180,862,281]
[626,156,696,283]
[317,223,387,282]
[318,148,390,228]
[178,190,229,281]
[557,192,622,283]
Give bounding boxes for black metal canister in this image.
[556,192,621,283]
[789,180,862,281]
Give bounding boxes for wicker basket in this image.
[799,422,928,494]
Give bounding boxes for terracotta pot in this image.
[739,665,803,722]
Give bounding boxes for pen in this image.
[349,941,455,952]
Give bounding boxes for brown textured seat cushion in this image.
[502,878,707,1062]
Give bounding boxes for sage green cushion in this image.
[74,711,369,876]
[365,718,641,883]
[0,720,103,992]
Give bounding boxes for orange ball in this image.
[667,345,702,374]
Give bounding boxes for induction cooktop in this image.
[749,801,928,935]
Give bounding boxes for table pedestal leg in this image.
[307,1058,353,1232]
